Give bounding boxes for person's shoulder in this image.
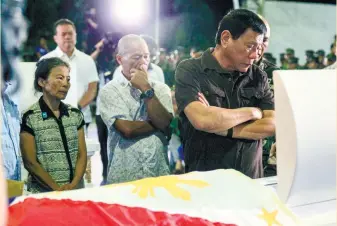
[262,58,279,70]
[21,102,40,119]
[151,63,163,71]
[113,65,122,74]
[177,57,201,69]
[39,49,57,60]
[251,64,268,79]
[100,79,121,94]
[76,49,94,62]
[176,58,202,81]
[151,80,170,91]
[67,104,82,116]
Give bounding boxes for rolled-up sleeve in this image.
[98,84,128,129]
[258,73,275,111]
[155,82,174,116]
[86,57,99,83]
[175,60,201,115]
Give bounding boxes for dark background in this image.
[24,0,336,53]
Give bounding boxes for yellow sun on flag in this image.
[108,175,210,201]
[258,208,282,226]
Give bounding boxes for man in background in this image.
[254,15,279,87]
[40,19,99,129]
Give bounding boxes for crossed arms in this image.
[184,93,275,140]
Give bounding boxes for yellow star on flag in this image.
[106,175,209,201]
[258,208,282,226]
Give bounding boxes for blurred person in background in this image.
[279,53,288,69]
[190,47,197,58]
[304,50,314,69]
[85,7,101,51]
[40,19,99,129]
[287,57,300,69]
[35,36,49,60]
[156,48,177,87]
[20,57,87,193]
[168,89,184,174]
[325,53,336,67]
[325,41,337,69]
[190,47,203,59]
[99,34,173,184]
[156,48,170,71]
[315,50,325,68]
[254,15,278,87]
[1,73,21,182]
[1,0,29,222]
[285,48,295,60]
[306,56,319,69]
[329,42,336,56]
[90,35,121,185]
[1,0,29,184]
[253,16,278,177]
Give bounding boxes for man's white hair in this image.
[117,34,147,56]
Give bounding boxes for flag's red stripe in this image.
[8,198,237,226]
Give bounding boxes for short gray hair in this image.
[117,34,147,56]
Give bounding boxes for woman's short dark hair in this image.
[34,57,70,92]
[215,9,267,45]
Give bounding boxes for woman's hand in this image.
[59,183,77,191]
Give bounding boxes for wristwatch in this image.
[141,88,155,99]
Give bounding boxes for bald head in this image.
[117,34,148,56]
[116,34,150,80]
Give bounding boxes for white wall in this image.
[264,1,336,65]
[8,62,41,113]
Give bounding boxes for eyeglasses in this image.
[245,44,263,54]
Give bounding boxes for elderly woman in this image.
[20,57,87,193]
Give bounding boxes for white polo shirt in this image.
[112,63,165,84]
[40,47,99,123]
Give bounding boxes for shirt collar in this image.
[55,46,78,60]
[201,48,253,79]
[201,48,231,74]
[119,71,132,88]
[39,96,69,120]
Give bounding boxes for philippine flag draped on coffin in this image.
[7,170,300,226]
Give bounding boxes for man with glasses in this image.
[98,34,173,184]
[175,9,275,178]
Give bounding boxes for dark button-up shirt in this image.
[256,57,279,86]
[175,48,274,178]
